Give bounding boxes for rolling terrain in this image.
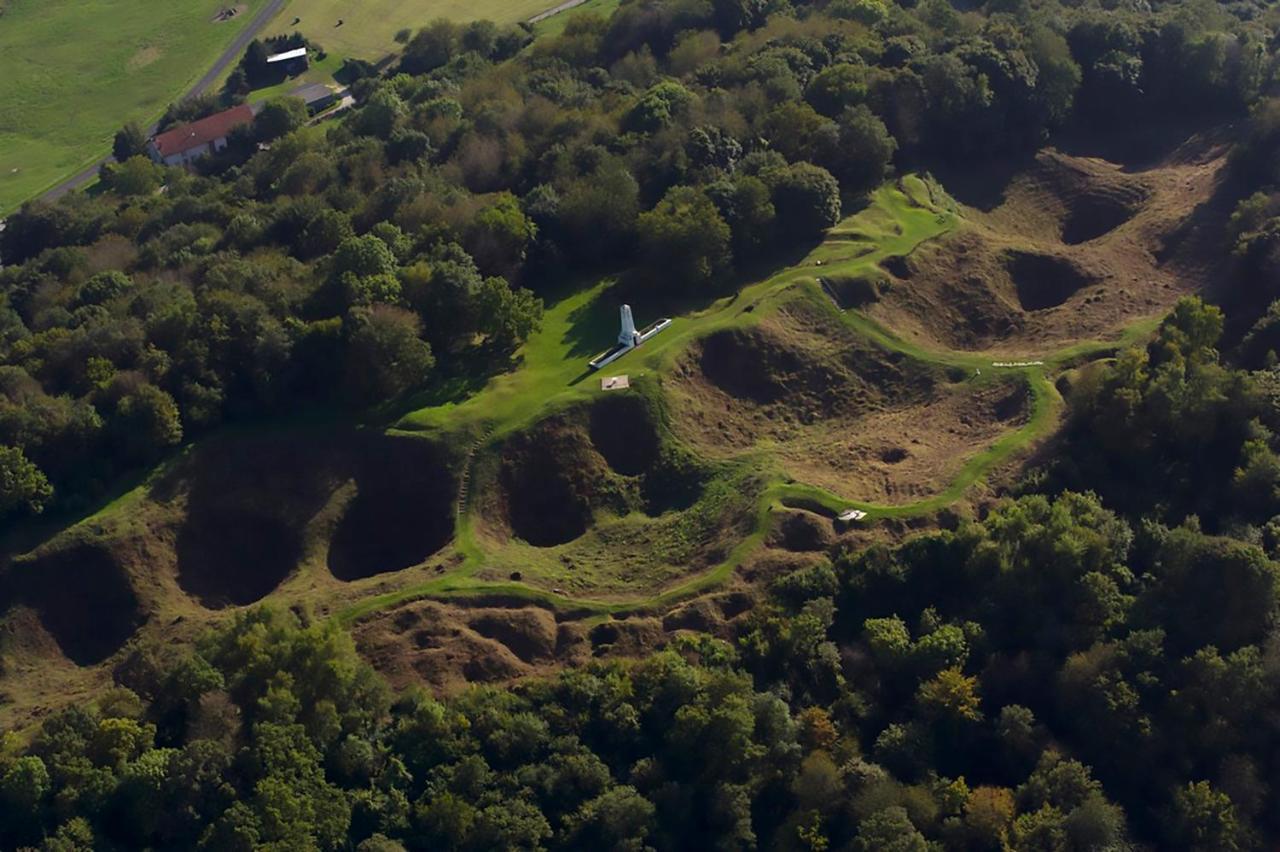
[0,130,1229,726]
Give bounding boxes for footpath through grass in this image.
[0,0,266,213]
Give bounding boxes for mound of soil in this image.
[662,598,727,634]
[327,436,455,581]
[588,617,665,657]
[589,394,660,476]
[822,273,885,309]
[695,323,923,418]
[6,546,143,665]
[1005,250,1099,312]
[355,600,550,690]
[671,311,936,456]
[699,328,840,407]
[868,140,1226,352]
[466,608,558,663]
[499,418,613,547]
[1031,151,1150,245]
[769,509,835,552]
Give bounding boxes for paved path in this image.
[38,0,287,204]
[527,0,592,25]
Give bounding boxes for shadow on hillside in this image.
[924,151,1038,212]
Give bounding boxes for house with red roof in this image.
[147,104,255,167]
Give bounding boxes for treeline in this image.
[0,0,1273,522]
[3,470,1277,849]
[1044,297,1280,531]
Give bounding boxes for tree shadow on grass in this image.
[921,151,1038,213]
[561,282,621,360]
[390,346,524,418]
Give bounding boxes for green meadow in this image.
[259,0,562,62]
[0,0,266,213]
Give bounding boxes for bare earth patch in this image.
[211,4,247,22]
[668,301,1026,502]
[867,133,1231,353]
[126,46,162,70]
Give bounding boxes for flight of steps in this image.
[455,425,494,518]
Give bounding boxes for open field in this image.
[532,0,621,36]
[0,0,266,213]
[259,0,560,61]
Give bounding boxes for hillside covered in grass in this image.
[7,0,1280,847]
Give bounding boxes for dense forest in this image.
[5,0,1280,847]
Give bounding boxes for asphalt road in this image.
[527,0,591,24]
[37,0,287,204]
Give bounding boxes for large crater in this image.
[327,436,456,581]
[7,545,143,665]
[1005,250,1099,312]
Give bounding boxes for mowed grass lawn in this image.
[0,0,263,213]
[532,0,621,36]
[262,0,565,61]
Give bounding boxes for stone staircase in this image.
[455,425,494,518]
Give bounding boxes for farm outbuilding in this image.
[266,46,308,63]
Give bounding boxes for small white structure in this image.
[601,375,630,391]
[589,305,671,370]
[837,509,868,523]
[266,47,309,64]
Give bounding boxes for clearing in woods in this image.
[0,0,266,213]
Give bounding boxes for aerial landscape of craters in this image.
[6,0,1280,846]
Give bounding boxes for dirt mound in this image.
[589,394,660,475]
[588,617,665,657]
[671,307,1030,502]
[670,303,938,454]
[662,598,728,634]
[1005,249,1100,311]
[769,509,835,552]
[466,608,558,663]
[699,328,837,407]
[870,232,1027,350]
[686,309,932,430]
[327,436,455,581]
[965,149,1153,245]
[4,545,143,665]
[354,600,570,690]
[355,595,732,692]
